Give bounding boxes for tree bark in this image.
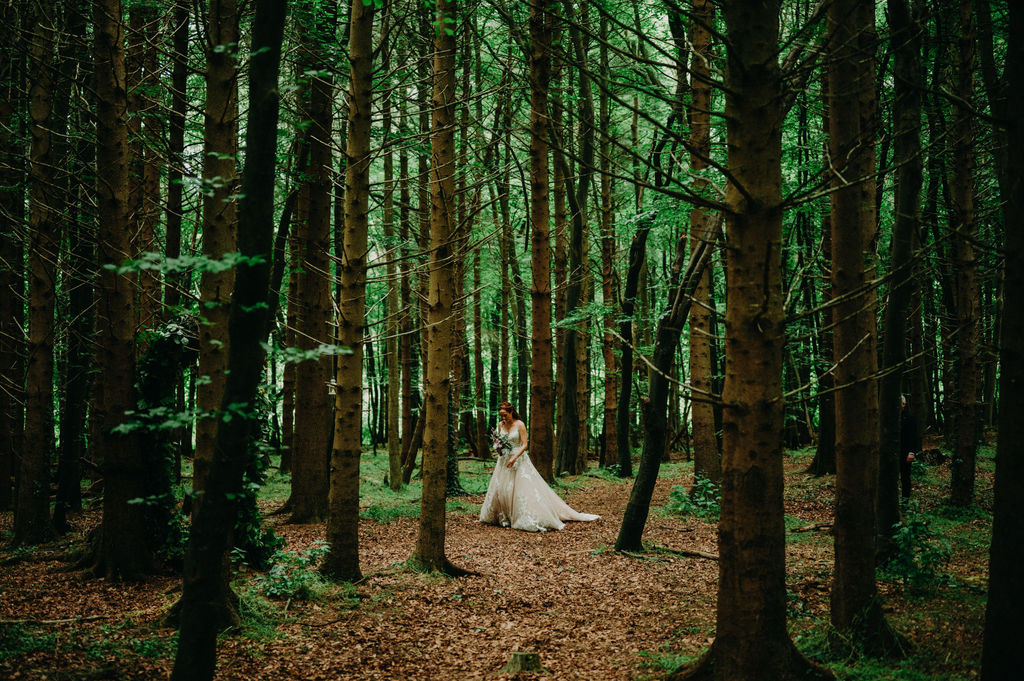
[555,0,594,477]
[827,0,902,656]
[674,5,830,679]
[195,0,240,501]
[171,3,286,676]
[877,0,924,554]
[380,8,403,485]
[616,221,652,477]
[16,0,58,547]
[528,0,555,482]
[290,1,335,523]
[687,0,720,487]
[0,0,24,511]
[949,0,979,508]
[324,0,372,582]
[410,0,467,576]
[616,224,712,552]
[597,12,617,468]
[53,0,91,534]
[91,0,150,578]
[981,5,1024,677]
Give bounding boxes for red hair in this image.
[498,400,520,421]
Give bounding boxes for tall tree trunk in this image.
[91,0,150,578]
[688,0,720,487]
[324,0,371,582]
[165,0,189,315]
[528,0,555,482]
[950,0,979,508]
[616,226,712,552]
[473,250,488,458]
[877,0,924,554]
[555,0,594,477]
[15,0,57,547]
[171,3,286,676]
[0,0,24,511]
[981,5,1023,676]
[164,0,190,474]
[598,12,617,468]
[616,221,652,477]
[399,91,416,470]
[53,0,91,533]
[290,2,335,523]
[674,5,829,679]
[128,3,161,334]
[827,0,901,655]
[411,0,467,576]
[381,8,403,487]
[195,0,240,501]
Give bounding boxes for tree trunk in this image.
[827,0,901,655]
[380,8,402,487]
[981,5,1023,676]
[949,0,979,508]
[528,0,555,482]
[674,5,830,679]
[877,0,924,555]
[555,1,593,477]
[687,0,720,487]
[324,0,370,582]
[0,0,24,511]
[411,0,466,576]
[91,0,150,578]
[597,12,617,468]
[16,0,58,547]
[53,0,91,533]
[171,4,286,676]
[290,2,335,523]
[616,225,712,552]
[616,221,652,477]
[195,0,239,501]
[473,251,488,458]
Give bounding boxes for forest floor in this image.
[0,442,993,680]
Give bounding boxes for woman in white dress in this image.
[479,401,600,532]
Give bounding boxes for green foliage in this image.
[664,475,720,520]
[0,624,57,660]
[881,502,952,592]
[255,541,331,600]
[105,251,265,277]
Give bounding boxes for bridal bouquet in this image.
[491,428,513,458]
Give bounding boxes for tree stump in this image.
[501,652,548,674]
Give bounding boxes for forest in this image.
[0,0,1021,679]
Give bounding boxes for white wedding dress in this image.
[479,423,600,532]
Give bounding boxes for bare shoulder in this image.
[514,419,527,433]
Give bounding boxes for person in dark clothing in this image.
[900,394,921,500]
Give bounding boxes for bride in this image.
[479,401,600,532]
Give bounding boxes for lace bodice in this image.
[499,423,521,448]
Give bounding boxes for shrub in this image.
[664,475,720,520]
[255,541,331,600]
[882,501,952,592]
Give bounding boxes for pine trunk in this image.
[981,5,1024,676]
[195,0,239,500]
[687,0,719,487]
[324,0,371,581]
[950,0,979,508]
[16,0,57,547]
[528,0,555,482]
[92,0,150,578]
[171,4,286,676]
[411,0,464,575]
